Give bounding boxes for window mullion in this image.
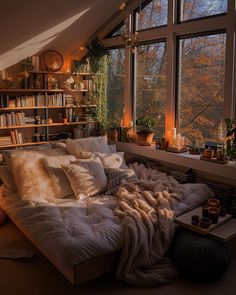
[165,0,176,138]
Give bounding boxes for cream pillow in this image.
[40,155,76,199]
[78,151,128,169]
[108,145,117,153]
[65,136,110,158]
[2,144,53,165]
[9,149,58,202]
[62,157,107,199]
[0,166,17,193]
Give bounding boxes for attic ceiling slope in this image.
[0,0,130,69]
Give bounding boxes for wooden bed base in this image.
[12,218,121,284]
[0,187,121,285]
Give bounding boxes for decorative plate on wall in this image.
[40,50,64,72]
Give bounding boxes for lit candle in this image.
[176,133,180,147]
[171,127,176,145]
[0,70,6,80]
[180,136,185,146]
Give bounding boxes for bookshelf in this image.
[0,71,97,148]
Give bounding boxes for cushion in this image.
[40,155,76,198]
[0,166,17,193]
[105,168,138,196]
[170,229,230,280]
[108,144,117,153]
[2,144,52,165]
[78,151,128,169]
[62,157,107,199]
[65,136,110,158]
[8,149,60,202]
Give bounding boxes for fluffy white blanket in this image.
[114,162,207,286]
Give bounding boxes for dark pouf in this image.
[170,229,230,281]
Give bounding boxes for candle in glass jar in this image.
[208,207,219,224]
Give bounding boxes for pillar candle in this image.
[171,127,176,145]
[0,70,6,80]
[180,136,185,146]
[176,133,180,147]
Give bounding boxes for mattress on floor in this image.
[0,189,123,268]
[0,181,212,284]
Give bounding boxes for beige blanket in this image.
[114,167,184,286]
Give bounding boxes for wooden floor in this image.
[1,221,236,295]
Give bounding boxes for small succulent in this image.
[136,116,155,134]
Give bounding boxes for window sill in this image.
[116,142,236,184]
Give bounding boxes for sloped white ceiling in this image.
[0,0,128,70]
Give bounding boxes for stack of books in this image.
[0,112,26,127]
[0,136,12,146]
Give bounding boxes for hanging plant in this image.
[85,37,109,73]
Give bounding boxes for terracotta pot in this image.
[108,129,118,142]
[136,132,154,146]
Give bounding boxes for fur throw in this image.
[114,163,185,285]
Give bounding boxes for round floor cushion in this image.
[0,207,7,226]
[170,229,230,280]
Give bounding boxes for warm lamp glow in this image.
[118,2,126,10]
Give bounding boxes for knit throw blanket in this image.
[114,163,184,286]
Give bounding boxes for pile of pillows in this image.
[0,137,138,202]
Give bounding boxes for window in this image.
[179,0,227,22]
[136,42,167,137]
[106,48,125,124]
[105,22,126,38]
[178,33,226,144]
[136,0,168,31]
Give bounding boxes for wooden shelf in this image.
[0,105,96,111]
[0,122,94,130]
[0,89,64,93]
[0,140,66,148]
[0,71,97,149]
[29,71,95,76]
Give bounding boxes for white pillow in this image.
[40,155,76,199]
[77,151,128,169]
[62,157,107,199]
[0,166,17,193]
[2,144,53,165]
[9,150,57,202]
[65,136,110,158]
[108,145,117,153]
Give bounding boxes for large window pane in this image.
[106,48,125,124]
[180,0,227,22]
[178,33,226,144]
[106,22,126,38]
[136,0,168,31]
[136,42,167,137]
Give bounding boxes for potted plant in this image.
[107,119,119,142]
[225,117,236,160]
[136,116,155,146]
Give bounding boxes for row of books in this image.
[0,130,24,146]
[0,94,46,107]
[47,93,67,106]
[0,94,76,108]
[0,112,26,127]
[10,130,24,144]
